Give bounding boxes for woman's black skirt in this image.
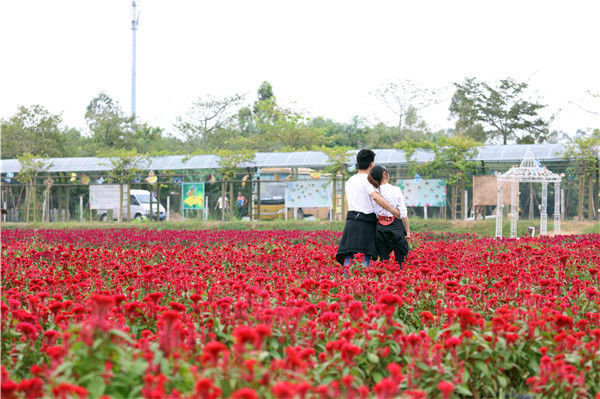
[376,218,409,260]
[336,211,378,265]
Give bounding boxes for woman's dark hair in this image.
[356,149,376,170]
[368,165,386,188]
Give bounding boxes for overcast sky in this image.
[1,0,598,137]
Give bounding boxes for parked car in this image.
[98,189,165,221]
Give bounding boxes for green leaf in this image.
[126,385,143,399]
[497,374,508,388]
[51,360,74,378]
[129,360,147,376]
[366,353,379,364]
[87,376,106,397]
[110,329,134,343]
[373,372,383,383]
[455,385,472,396]
[462,369,470,383]
[475,360,489,375]
[92,337,104,350]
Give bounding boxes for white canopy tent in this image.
[495,150,562,238]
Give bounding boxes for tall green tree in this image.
[449,80,487,142]
[450,78,550,144]
[321,146,352,219]
[216,149,255,220]
[131,122,184,154]
[564,129,600,220]
[250,100,329,151]
[427,135,479,219]
[85,93,133,150]
[176,94,244,150]
[1,105,73,158]
[16,153,52,222]
[100,149,149,222]
[372,79,437,133]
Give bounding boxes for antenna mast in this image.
[131,1,140,118]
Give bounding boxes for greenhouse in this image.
[0,143,597,225]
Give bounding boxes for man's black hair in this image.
[356,149,376,170]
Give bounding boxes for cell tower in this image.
[131,1,140,118]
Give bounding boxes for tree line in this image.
[3,77,598,160]
[2,77,598,221]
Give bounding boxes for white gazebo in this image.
[495,150,562,238]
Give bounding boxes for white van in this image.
[99,189,166,221]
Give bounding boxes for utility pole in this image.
[131,1,140,118]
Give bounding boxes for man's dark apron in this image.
[335,211,378,265]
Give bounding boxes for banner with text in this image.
[90,184,129,209]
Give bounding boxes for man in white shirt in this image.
[336,149,401,268]
[215,196,229,220]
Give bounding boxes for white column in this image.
[464,190,469,220]
[510,180,518,238]
[79,195,83,222]
[554,182,561,234]
[561,189,565,220]
[424,205,428,219]
[540,182,548,235]
[204,196,208,220]
[495,179,503,238]
[166,195,170,222]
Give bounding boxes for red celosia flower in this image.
[272,382,297,399]
[201,341,228,366]
[158,310,182,355]
[16,322,37,340]
[194,378,222,399]
[373,377,397,399]
[51,383,88,399]
[17,377,44,398]
[169,302,187,312]
[231,387,259,399]
[233,325,259,348]
[444,336,461,348]
[341,342,362,364]
[437,381,454,399]
[89,294,115,331]
[347,301,364,321]
[420,311,434,325]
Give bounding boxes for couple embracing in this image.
[336,149,410,270]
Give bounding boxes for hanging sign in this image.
[285,180,332,208]
[397,179,447,207]
[182,182,205,209]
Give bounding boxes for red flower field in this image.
[2,229,600,398]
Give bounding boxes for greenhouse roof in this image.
[0,143,581,174]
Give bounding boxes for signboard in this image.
[397,179,446,207]
[89,184,128,209]
[182,182,205,209]
[285,180,332,208]
[473,175,514,206]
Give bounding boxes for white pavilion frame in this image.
[495,150,562,238]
